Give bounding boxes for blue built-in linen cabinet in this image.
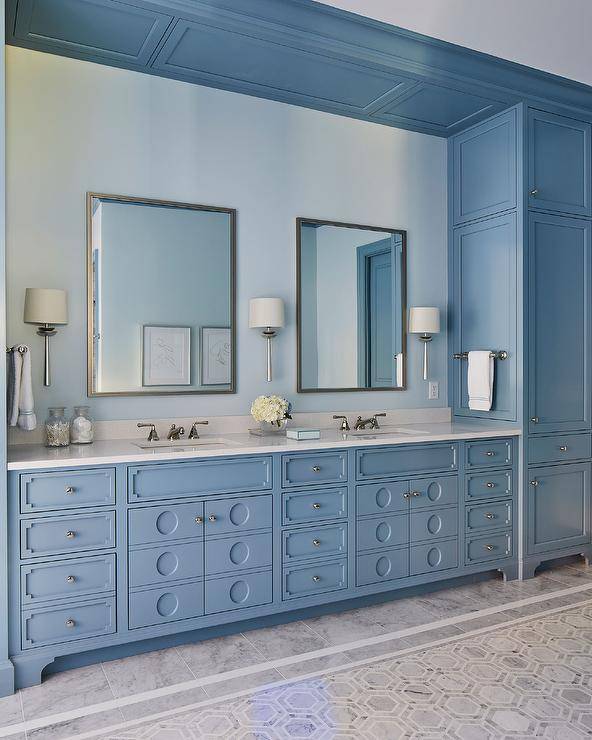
[449,103,592,578]
[5,435,517,692]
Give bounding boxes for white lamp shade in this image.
[24,288,68,325]
[249,297,285,329]
[409,306,440,334]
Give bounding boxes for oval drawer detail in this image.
[356,444,457,480]
[465,439,512,469]
[357,514,408,552]
[356,481,409,517]
[129,542,204,588]
[466,501,512,532]
[21,554,116,605]
[22,598,116,649]
[410,539,458,576]
[409,476,458,509]
[129,582,204,629]
[283,558,347,600]
[465,471,512,501]
[129,502,204,546]
[466,532,512,564]
[282,487,347,525]
[282,452,347,488]
[128,457,272,501]
[205,495,272,535]
[205,532,272,575]
[205,570,272,614]
[283,524,347,563]
[20,468,115,513]
[357,547,409,586]
[410,508,458,543]
[529,433,592,465]
[21,512,115,559]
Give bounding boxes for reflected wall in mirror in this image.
[297,218,406,392]
[87,193,235,396]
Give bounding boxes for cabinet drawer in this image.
[205,495,272,535]
[129,582,204,629]
[529,433,592,465]
[357,547,409,586]
[356,481,408,517]
[205,570,272,614]
[465,471,513,501]
[22,598,115,649]
[129,542,204,588]
[20,468,115,513]
[283,558,347,600]
[466,501,512,532]
[205,532,272,575]
[410,476,458,509]
[129,457,272,501]
[21,512,115,559]
[283,524,347,563]
[410,508,458,543]
[357,514,408,552]
[465,439,512,469]
[410,540,458,576]
[21,555,116,606]
[283,487,347,525]
[466,532,512,564]
[129,502,204,546]
[282,452,347,488]
[357,444,457,480]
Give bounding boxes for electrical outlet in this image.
[428,381,439,400]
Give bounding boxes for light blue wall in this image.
[6,47,447,422]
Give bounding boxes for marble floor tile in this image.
[0,691,23,728]
[102,647,193,698]
[277,651,353,679]
[202,667,284,699]
[177,632,266,679]
[304,607,388,646]
[414,586,484,618]
[362,597,436,631]
[26,708,125,740]
[457,608,522,632]
[242,620,328,660]
[343,636,413,662]
[399,623,464,648]
[119,684,208,720]
[20,664,114,721]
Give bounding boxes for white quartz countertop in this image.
[7,421,521,471]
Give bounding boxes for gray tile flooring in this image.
[0,559,591,739]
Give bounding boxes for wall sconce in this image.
[249,297,285,382]
[24,288,68,386]
[409,306,440,381]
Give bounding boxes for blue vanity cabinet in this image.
[528,109,591,217]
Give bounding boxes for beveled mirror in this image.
[87,193,236,396]
[297,218,406,392]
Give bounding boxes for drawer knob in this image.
[312,575,321,582]
[195,516,203,524]
[559,445,568,452]
[65,619,76,628]
[312,466,321,472]
[486,482,495,489]
[530,417,539,424]
[484,451,495,457]
[411,491,421,498]
[65,531,76,539]
[402,492,411,500]
[208,514,216,522]
[484,544,495,551]
[65,575,76,584]
[312,539,321,547]
[312,503,321,510]
[65,486,75,495]
[529,188,539,197]
[530,479,539,487]
[485,512,495,520]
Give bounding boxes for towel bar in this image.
[6,346,28,354]
[453,350,508,360]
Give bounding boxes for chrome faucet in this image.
[167,424,185,441]
[333,415,350,432]
[137,423,159,442]
[188,419,209,439]
[354,413,386,431]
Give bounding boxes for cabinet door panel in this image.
[528,109,591,216]
[528,213,591,433]
[452,213,517,420]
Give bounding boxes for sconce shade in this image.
[24,288,68,326]
[409,307,440,335]
[249,297,285,329]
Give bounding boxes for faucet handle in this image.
[137,423,159,442]
[188,419,209,439]
[333,415,350,432]
[372,413,387,429]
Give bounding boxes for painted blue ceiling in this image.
[6,0,592,137]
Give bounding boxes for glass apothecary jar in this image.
[70,405,94,444]
[45,407,70,447]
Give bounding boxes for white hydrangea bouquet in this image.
[250,394,292,434]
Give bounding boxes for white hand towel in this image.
[7,348,22,427]
[467,350,494,411]
[17,346,37,431]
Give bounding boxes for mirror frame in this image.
[86,192,237,397]
[296,216,407,393]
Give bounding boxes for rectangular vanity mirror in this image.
[297,218,406,392]
[87,193,236,396]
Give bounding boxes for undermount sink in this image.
[133,437,235,451]
[348,427,428,437]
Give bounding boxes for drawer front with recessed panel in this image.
[465,471,513,501]
[283,524,347,563]
[22,598,116,649]
[282,487,347,525]
[465,439,512,469]
[466,501,512,533]
[283,558,347,600]
[466,532,512,564]
[21,555,116,606]
[282,452,347,488]
[21,512,115,559]
[529,433,592,465]
[20,468,115,513]
[357,444,457,480]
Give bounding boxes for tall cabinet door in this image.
[528,109,591,217]
[452,212,517,420]
[528,213,591,434]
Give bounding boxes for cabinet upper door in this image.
[451,213,517,421]
[528,213,591,434]
[528,109,591,217]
